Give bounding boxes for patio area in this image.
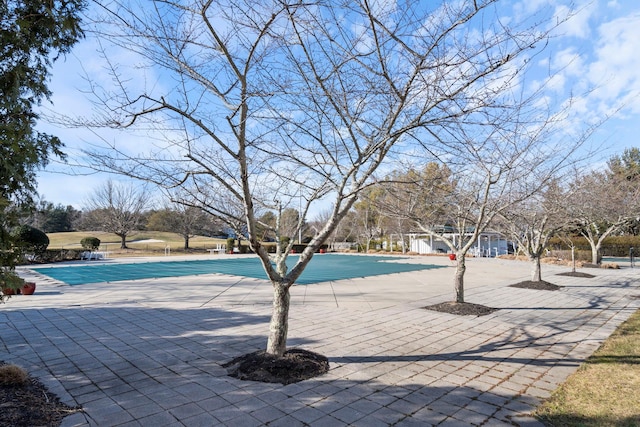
[2,254,639,426]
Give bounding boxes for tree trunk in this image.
[119,234,127,249]
[531,254,542,282]
[589,241,600,264]
[266,283,290,356]
[184,235,189,250]
[454,253,466,303]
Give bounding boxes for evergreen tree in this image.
[1,0,85,292]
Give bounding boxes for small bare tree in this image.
[498,181,570,282]
[70,0,565,357]
[381,92,596,303]
[147,203,214,250]
[353,187,385,252]
[567,168,640,264]
[84,180,149,249]
[309,209,358,251]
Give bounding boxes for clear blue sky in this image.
[35,0,640,210]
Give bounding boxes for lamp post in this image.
[298,190,302,244]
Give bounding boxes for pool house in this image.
[408,230,511,257]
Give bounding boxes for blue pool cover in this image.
[31,254,443,286]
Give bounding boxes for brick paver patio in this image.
[1,255,638,426]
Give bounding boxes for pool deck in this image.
[2,254,640,426]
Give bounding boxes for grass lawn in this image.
[46,231,227,255]
[535,307,640,426]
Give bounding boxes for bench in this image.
[208,244,226,254]
[81,251,107,260]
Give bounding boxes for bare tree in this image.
[147,204,214,250]
[358,184,414,253]
[280,208,305,244]
[174,190,249,249]
[353,187,385,252]
[381,90,596,304]
[72,1,564,356]
[608,148,640,235]
[555,229,581,273]
[84,180,149,249]
[378,164,454,252]
[498,180,570,282]
[567,167,640,264]
[252,204,306,250]
[309,208,358,251]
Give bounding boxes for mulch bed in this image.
[223,348,329,384]
[0,362,82,427]
[556,271,596,278]
[509,280,562,290]
[423,279,568,317]
[424,301,498,316]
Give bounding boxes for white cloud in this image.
[533,47,585,95]
[529,2,640,145]
[513,0,552,17]
[554,1,598,39]
[551,47,583,77]
[586,12,640,115]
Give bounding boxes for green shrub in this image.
[41,249,85,263]
[13,225,49,257]
[80,237,101,251]
[280,236,291,247]
[226,237,235,253]
[369,240,382,250]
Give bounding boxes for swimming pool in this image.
[31,254,443,286]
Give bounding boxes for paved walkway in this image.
[2,254,639,426]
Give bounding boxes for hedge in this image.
[548,235,640,257]
[262,243,328,254]
[19,249,85,264]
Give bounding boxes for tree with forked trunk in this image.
[68,0,568,357]
[146,202,221,250]
[378,91,598,303]
[498,180,572,282]
[566,165,640,265]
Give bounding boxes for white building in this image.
[408,230,510,257]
